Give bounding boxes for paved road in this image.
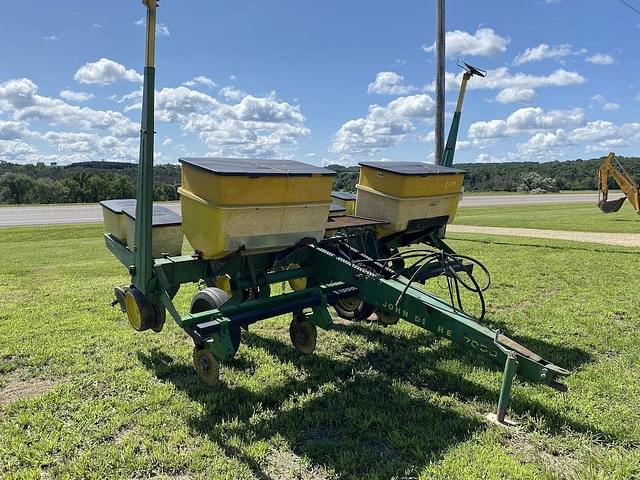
[0,193,620,227]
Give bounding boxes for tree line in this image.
[0,161,180,204]
[1,155,638,204]
[328,155,640,193]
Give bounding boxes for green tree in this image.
[28,178,69,204]
[0,173,36,204]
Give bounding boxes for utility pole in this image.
[435,0,445,165]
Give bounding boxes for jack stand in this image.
[487,332,519,426]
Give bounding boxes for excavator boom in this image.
[597,152,640,214]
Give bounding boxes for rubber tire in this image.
[289,314,317,354]
[192,346,220,385]
[151,303,166,333]
[334,297,375,321]
[190,288,241,354]
[124,288,155,332]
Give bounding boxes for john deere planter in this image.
[102,0,569,424]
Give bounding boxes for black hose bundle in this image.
[351,246,492,322]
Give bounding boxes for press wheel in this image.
[192,346,220,385]
[289,314,317,354]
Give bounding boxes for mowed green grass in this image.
[455,202,640,233]
[0,225,639,479]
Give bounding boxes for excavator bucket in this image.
[598,197,626,213]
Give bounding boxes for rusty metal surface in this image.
[325,215,387,232]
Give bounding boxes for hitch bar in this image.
[304,245,570,390]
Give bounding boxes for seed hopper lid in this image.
[180,157,336,177]
[359,161,466,176]
[331,191,357,201]
[100,198,137,214]
[330,203,347,213]
[122,204,182,227]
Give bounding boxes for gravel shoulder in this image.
[448,224,640,247]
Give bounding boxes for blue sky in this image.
[0,0,638,166]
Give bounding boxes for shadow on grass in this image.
[139,333,484,479]
[453,237,640,255]
[138,317,602,479]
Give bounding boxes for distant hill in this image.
[0,156,638,204]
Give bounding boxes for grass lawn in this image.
[455,202,640,234]
[0,225,639,479]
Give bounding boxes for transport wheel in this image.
[289,314,317,354]
[192,346,220,385]
[334,297,375,321]
[151,303,166,333]
[124,288,155,332]
[190,288,241,354]
[375,308,399,326]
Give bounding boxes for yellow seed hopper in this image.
[355,161,465,235]
[178,158,335,259]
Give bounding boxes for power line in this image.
[618,0,640,16]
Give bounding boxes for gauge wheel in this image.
[192,346,220,385]
[289,313,317,354]
[190,287,241,354]
[334,297,375,321]
[124,288,155,332]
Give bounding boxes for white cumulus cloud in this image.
[0,78,138,138]
[367,72,417,95]
[219,86,247,101]
[154,86,309,158]
[468,106,585,139]
[495,87,536,104]
[586,53,614,65]
[330,94,436,158]
[513,43,573,65]
[591,94,620,111]
[74,58,143,85]
[423,28,509,58]
[60,90,94,103]
[183,76,217,88]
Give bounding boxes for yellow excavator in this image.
[597,152,640,214]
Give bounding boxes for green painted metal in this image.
[234,267,314,291]
[203,326,237,361]
[303,245,569,388]
[442,110,463,168]
[133,5,157,294]
[442,70,470,168]
[104,234,134,270]
[497,353,518,423]
[442,61,486,168]
[181,288,326,329]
